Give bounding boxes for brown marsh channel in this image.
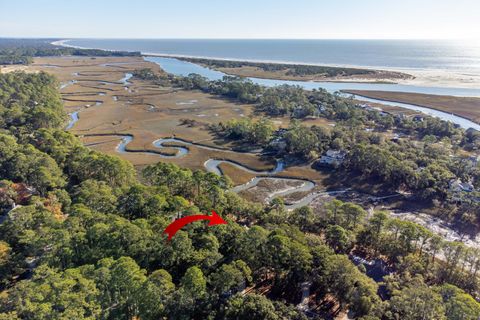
[114,134,322,209]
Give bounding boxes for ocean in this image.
[63,39,480,73]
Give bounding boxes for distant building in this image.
[449,179,475,193]
[0,183,36,206]
[391,133,400,143]
[269,138,287,152]
[275,128,288,136]
[466,155,480,167]
[356,103,372,111]
[412,115,425,122]
[268,129,288,152]
[317,149,347,167]
[356,104,382,112]
[415,166,426,173]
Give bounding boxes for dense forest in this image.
[178,57,377,77]
[0,65,479,319]
[0,39,140,65]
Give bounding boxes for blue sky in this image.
[1,0,480,39]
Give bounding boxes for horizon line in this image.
[0,36,474,41]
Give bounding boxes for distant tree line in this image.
[180,57,376,77]
[0,38,140,65]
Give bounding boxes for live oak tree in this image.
[72,179,117,213]
[209,260,252,294]
[325,225,352,253]
[388,278,446,320]
[437,284,480,320]
[1,265,101,319]
[325,255,380,315]
[223,294,307,320]
[138,269,175,320]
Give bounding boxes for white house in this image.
[317,149,347,167]
[449,179,475,193]
[466,155,480,168]
[269,138,287,152]
[412,115,425,122]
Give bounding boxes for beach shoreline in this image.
[52,39,480,89]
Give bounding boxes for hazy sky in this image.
[1,0,480,39]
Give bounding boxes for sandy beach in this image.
[391,67,480,89]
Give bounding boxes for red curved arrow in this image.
[164,210,227,241]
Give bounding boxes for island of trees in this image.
[174,56,413,81]
[180,57,377,77]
